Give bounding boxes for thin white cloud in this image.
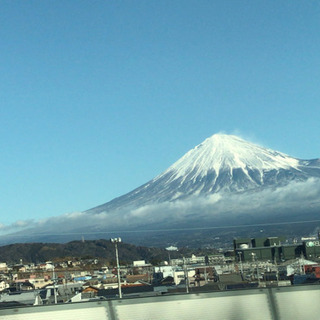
[1,178,319,238]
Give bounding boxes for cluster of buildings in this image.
[1,235,320,307]
[233,235,320,262]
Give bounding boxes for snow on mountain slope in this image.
[165,134,300,178]
[155,134,301,190]
[87,134,320,214]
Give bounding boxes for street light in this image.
[110,237,122,299]
[52,264,57,304]
[183,257,189,293]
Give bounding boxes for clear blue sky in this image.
[1,1,319,227]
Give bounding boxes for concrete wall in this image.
[1,284,320,319]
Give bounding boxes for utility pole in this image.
[237,252,243,275]
[274,255,279,286]
[111,238,122,299]
[204,266,208,284]
[53,265,57,304]
[183,257,189,293]
[254,254,260,286]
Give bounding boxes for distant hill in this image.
[0,240,166,265]
[0,240,211,265]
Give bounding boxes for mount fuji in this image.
[86,133,320,214]
[2,134,320,246]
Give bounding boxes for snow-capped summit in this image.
[162,133,300,181]
[87,133,320,214]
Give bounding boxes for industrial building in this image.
[304,239,320,260]
[234,236,320,262]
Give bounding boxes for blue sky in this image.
[1,1,319,227]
